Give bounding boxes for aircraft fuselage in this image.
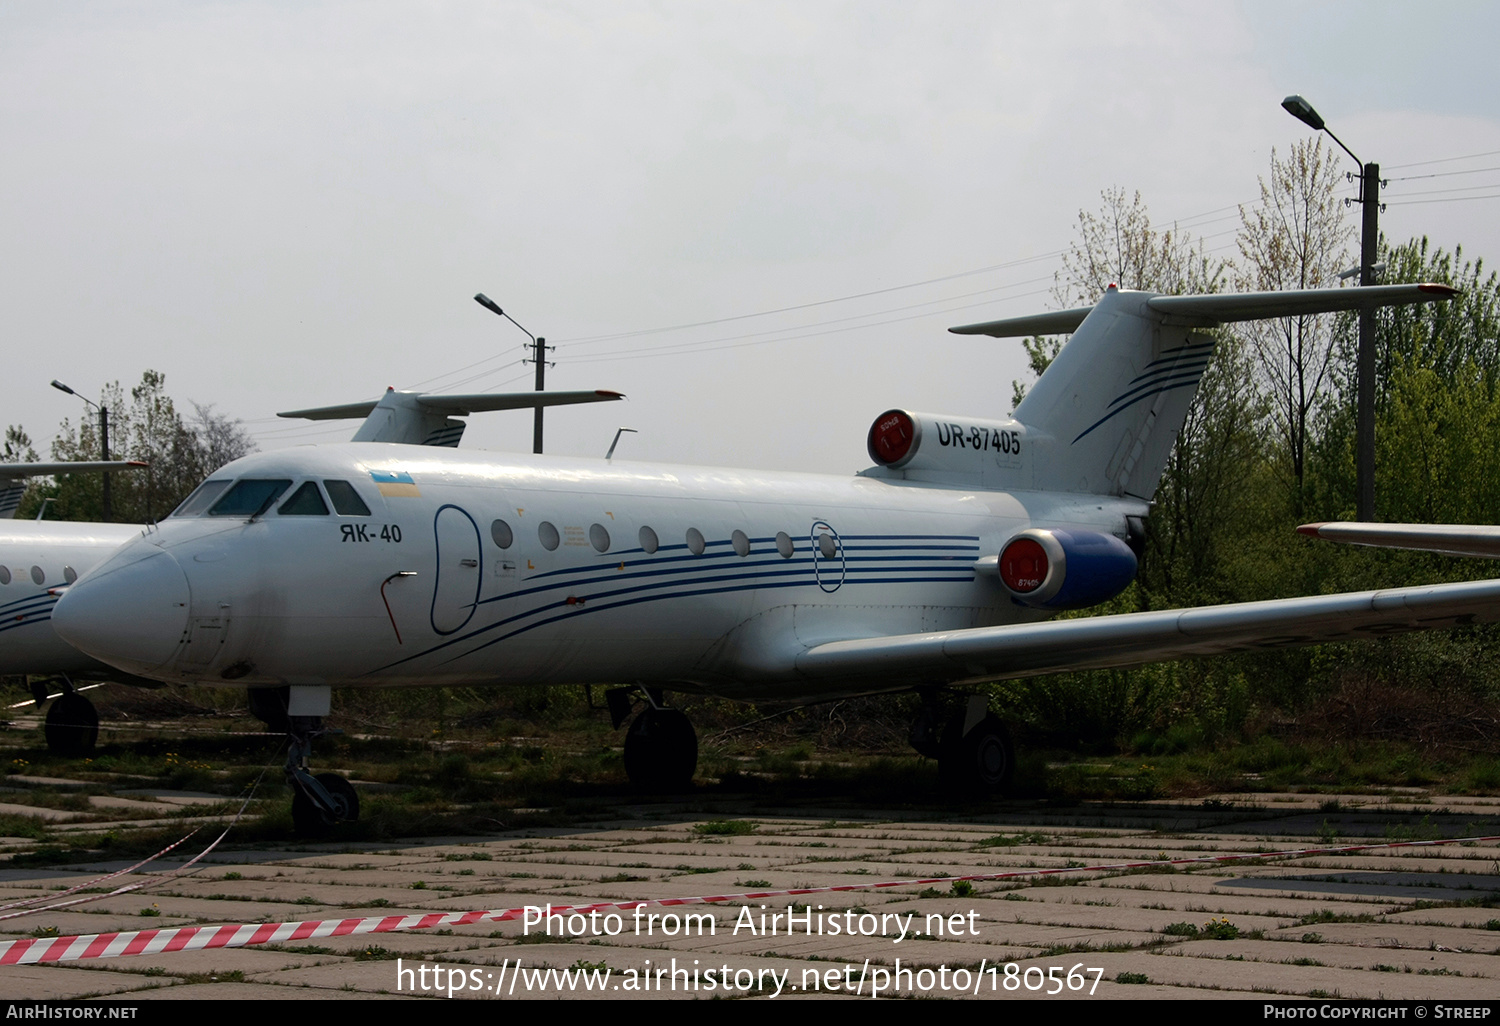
[54,444,1144,702]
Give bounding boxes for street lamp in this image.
[1282,94,1382,522]
[50,379,112,522]
[474,293,552,455]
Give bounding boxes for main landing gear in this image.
[249,686,360,836]
[910,691,1015,796]
[608,687,698,791]
[34,676,99,758]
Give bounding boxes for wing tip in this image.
[1297,523,1328,538]
[1418,283,1461,298]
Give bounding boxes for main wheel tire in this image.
[44,693,99,757]
[623,708,697,791]
[291,773,359,836]
[938,712,1014,795]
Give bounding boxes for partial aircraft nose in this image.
[52,547,190,677]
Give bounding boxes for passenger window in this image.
[539,521,560,551]
[278,482,330,516]
[0,566,9,585]
[639,526,659,554]
[732,530,750,556]
[491,519,514,549]
[63,566,77,583]
[30,566,44,586]
[208,479,292,517]
[324,480,372,516]
[589,524,610,552]
[686,528,706,555]
[776,532,794,558]
[174,479,232,517]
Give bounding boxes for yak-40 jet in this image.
[52,282,1500,831]
[1,391,620,756]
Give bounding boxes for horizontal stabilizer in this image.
[949,283,1459,337]
[0,461,148,481]
[1299,522,1500,560]
[1145,283,1460,326]
[948,306,1093,338]
[792,577,1500,686]
[278,389,624,421]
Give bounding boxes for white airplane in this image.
[51,282,1500,832]
[0,390,621,757]
[1,461,149,753]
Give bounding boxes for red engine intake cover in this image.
[867,409,916,466]
[999,536,1048,593]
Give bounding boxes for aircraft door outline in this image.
[810,520,846,593]
[431,504,482,635]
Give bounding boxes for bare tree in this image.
[1236,138,1354,513]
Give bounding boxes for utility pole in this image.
[1356,159,1381,524]
[50,379,112,522]
[473,293,553,454]
[1282,95,1384,522]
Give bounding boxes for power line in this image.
[1388,164,1500,183]
[1385,148,1500,171]
[1385,193,1500,207]
[556,251,1068,346]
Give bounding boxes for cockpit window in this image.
[208,479,292,517]
[278,482,329,516]
[173,479,233,517]
[323,480,372,516]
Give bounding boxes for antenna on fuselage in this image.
[605,427,637,461]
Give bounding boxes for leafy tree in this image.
[29,371,255,522]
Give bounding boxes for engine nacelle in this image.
[994,528,1137,609]
[867,409,1026,476]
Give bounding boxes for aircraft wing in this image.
[792,578,1500,687]
[1299,522,1500,560]
[0,461,148,480]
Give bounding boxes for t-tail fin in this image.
[950,283,1458,499]
[278,388,625,447]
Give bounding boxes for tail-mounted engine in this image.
[867,409,1028,486]
[989,528,1137,609]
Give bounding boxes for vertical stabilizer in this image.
[1011,286,1211,499]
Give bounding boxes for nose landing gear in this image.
[249,686,360,836]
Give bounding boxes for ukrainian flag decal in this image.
[370,469,421,497]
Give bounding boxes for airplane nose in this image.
[52,548,190,676]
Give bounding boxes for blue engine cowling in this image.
[995,528,1137,609]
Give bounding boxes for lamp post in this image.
[474,293,552,454]
[50,379,111,522]
[1282,95,1382,522]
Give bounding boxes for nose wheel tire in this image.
[291,773,360,836]
[938,713,1014,795]
[44,693,99,757]
[623,707,697,791]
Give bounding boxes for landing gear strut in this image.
[250,686,359,835]
[609,687,698,791]
[914,693,1015,795]
[39,677,98,757]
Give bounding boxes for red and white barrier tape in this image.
[0,830,201,919]
[0,760,275,924]
[3,832,1495,965]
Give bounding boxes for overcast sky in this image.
[5,2,1498,476]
